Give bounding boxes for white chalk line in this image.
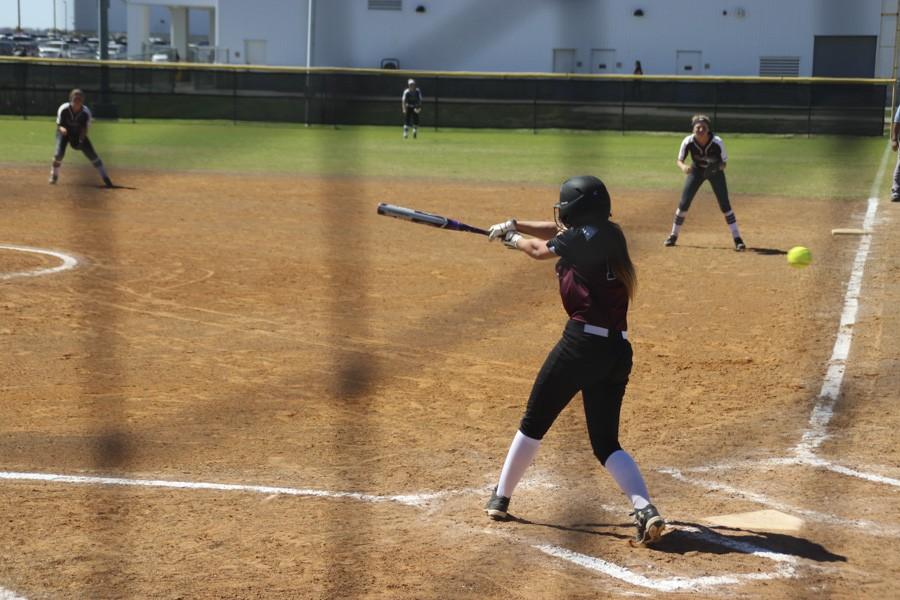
[2,151,892,595]
[0,244,78,281]
[656,144,898,539]
[535,525,797,593]
[0,246,77,598]
[677,457,900,488]
[794,199,881,458]
[0,471,451,507]
[0,469,811,594]
[794,142,888,461]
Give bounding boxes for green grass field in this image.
[0,117,889,200]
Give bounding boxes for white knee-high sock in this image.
[670,209,687,236]
[496,430,541,498]
[604,450,651,510]
[724,210,741,238]
[92,158,109,179]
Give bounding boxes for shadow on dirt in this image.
[74,183,139,190]
[498,517,846,563]
[653,521,847,563]
[504,514,633,542]
[749,247,788,255]
[674,244,787,255]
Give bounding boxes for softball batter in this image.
[401,79,423,139]
[49,89,113,187]
[664,115,744,251]
[484,175,665,547]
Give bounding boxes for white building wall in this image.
[313,0,887,76]
[79,0,209,36]
[216,0,308,65]
[119,0,892,75]
[125,0,215,58]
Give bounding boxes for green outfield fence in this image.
[0,57,891,135]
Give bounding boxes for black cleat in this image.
[484,488,510,520]
[733,237,746,252]
[103,176,114,188]
[664,234,677,247]
[892,196,900,202]
[629,504,665,547]
[48,175,58,185]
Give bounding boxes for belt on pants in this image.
[583,323,628,340]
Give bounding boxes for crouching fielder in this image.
[484,175,665,547]
[665,115,744,251]
[49,89,113,187]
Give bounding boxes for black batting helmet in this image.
[554,176,611,228]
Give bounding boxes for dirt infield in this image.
[1,166,898,599]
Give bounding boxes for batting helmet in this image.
[555,176,611,228]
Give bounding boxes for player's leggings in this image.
[518,319,631,465]
[679,168,731,213]
[892,151,900,199]
[404,107,420,127]
[54,132,100,163]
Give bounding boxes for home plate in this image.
[703,510,804,533]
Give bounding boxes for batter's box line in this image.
[1,469,813,595]
[658,467,900,538]
[529,524,799,594]
[670,456,900,488]
[0,586,28,600]
[0,470,460,508]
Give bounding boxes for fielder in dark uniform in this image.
[49,89,113,187]
[484,175,665,547]
[665,115,744,250]
[401,78,423,139]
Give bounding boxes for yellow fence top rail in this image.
[0,56,893,86]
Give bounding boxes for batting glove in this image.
[503,231,523,250]
[488,219,517,241]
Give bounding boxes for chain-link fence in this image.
[0,57,889,135]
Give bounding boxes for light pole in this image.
[63,0,67,35]
[53,0,57,34]
[16,0,21,32]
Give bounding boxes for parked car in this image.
[38,39,68,58]
[108,42,126,58]
[68,47,96,60]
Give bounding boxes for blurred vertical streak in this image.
[554,5,607,600]
[68,170,131,596]
[317,71,374,599]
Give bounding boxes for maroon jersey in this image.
[547,223,629,331]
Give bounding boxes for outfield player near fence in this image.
[49,89,114,188]
[664,115,745,250]
[401,79,423,139]
[483,175,666,547]
[890,104,900,202]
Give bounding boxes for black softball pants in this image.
[679,168,732,213]
[404,107,420,127]
[518,319,632,465]
[54,132,100,162]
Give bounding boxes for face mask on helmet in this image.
[554,176,611,228]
